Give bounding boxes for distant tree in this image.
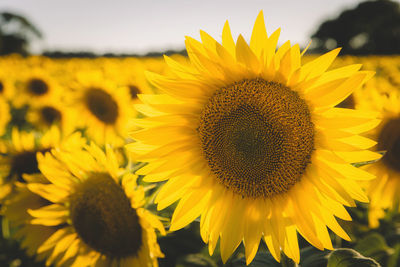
[0,11,42,55]
[311,0,400,54]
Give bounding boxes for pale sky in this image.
[0,0,391,55]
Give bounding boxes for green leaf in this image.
[387,243,400,267]
[327,248,381,267]
[354,232,392,262]
[226,251,281,267]
[176,254,218,267]
[300,246,329,267]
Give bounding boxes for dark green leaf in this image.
[327,248,381,267]
[300,246,329,267]
[387,243,400,267]
[354,232,392,262]
[225,251,280,267]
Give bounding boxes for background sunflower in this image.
[25,142,165,266]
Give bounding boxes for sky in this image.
[0,0,390,55]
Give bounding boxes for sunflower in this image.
[0,127,85,202]
[104,58,154,103]
[127,11,381,264]
[1,174,55,263]
[0,70,16,100]
[70,71,133,145]
[0,97,11,136]
[13,69,61,108]
[26,143,165,266]
[358,88,400,227]
[26,94,77,134]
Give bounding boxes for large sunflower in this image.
[358,89,400,227]
[127,12,381,264]
[27,143,165,266]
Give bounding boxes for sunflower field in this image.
[1,12,400,267]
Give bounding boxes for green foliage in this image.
[311,0,400,55]
[0,11,42,55]
[327,248,380,267]
[354,233,392,263]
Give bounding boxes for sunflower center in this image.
[40,106,62,125]
[0,81,4,93]
[198,78,314,198]
[84,88,119,124]
[378,117,400,172]
[27,78,49,95]
[69,172,142,257]
[129,85,140,99]
[10,148,51,180]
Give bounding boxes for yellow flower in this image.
[69,71,133,145]
[358,88,400,227]
[0,97,11,136]
[26,95,77,134]
[2,174,56,262]
[13,69,61,108]
[27,143,165,267]
[0,70,16,100]
[104,58,155,102]
[0,127,85,202]
[127,11,380,264]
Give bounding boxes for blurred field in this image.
[0,54,400,267]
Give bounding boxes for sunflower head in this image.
[70,71,134,145]
[0,127,86,202]
[13,69,60,108]
[357,88,400,227]
[128,11,380,264]
[1,174,55,262]
[198,78,315,198]
[26,142,165,266]
[69,172,143,257]
[27,78,49,96]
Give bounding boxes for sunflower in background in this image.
[0,127,85,202]
[357,88,400,228]
[1,174,56,263]
[128,11,381,264]
[0,71,16,101]
[26,95,77,134]
[69,71,133,145]
[0,97,11,137]
[13,69,61,108]
[104,58,155,103]
[26,142,164,266]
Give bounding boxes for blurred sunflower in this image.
[128,11,380,264]
[0,127,85,202]
[2,174,55,263]
[0,97,11,136]
[26,143,165,266]
[359,89,400,227]
[13,69,61,108]
[104,58,154,103]
[0,71,16,100]
[26,95,77,134]
[70,71,133,145]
